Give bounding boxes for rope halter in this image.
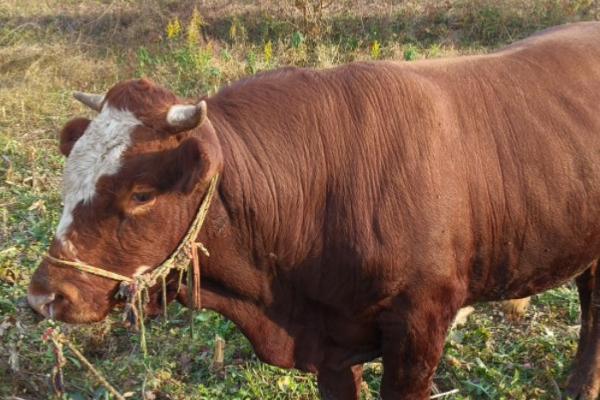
[44,174,220,354]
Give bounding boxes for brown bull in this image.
[28,22,600,399]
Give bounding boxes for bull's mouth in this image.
[141,283,182,318]
[27,291,55,318]
[27,286,176,325]
[27,287,112,324]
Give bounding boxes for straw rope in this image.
[44,255,133,282]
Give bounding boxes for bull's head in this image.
[27,79,223,323]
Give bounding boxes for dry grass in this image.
[1,0,598,399]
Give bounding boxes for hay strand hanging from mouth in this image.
[189,242,202,310]
[161,276,168,319]
[137,289,147,357]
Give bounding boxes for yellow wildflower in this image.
[370,40,381,60]
[264,40,273,65]
[187,7,203,46]
[229,17,246,43]
[166,17,181,40]
[229,19,238,42]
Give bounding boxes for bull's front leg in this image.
[378,288,464,400]
[317,364,363,400]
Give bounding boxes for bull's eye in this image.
[128,185,157,213]
[131,191,155,205]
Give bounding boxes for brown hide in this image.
[198,22,600,371]
[28,22,600,398]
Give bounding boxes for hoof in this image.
[563,389,597,400]
[565,372,600,400]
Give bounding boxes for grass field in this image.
[1,1,599,399]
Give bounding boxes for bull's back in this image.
[212,23,600,309]
[425,22,600,301]
[286,23,600,306]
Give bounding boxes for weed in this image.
[370,40,381,59]
[427,43,443,58]
[291,30,305,49]
[403,44,419,61]
[166,17,182,40]
[245,50,258,75]
[264,40,273,65]
[187,7,204,47]
[228,17,247,44]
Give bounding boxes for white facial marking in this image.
[56,105,141,241]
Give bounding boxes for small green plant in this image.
[196,51,222,94]
[427,43,442,58]
[403,44,419,61]
[291,31,304,49]
[136,46,154,76]
[220,48,232,62]
[246,50,257,75]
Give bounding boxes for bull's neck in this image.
[195,111,278,301]
[185,106,325,370]
[192,93,329,307]
[206,102,325,268]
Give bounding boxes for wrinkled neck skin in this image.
[185,107,337,373]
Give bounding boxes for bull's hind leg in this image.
[317,364,363,400]
[565,261,600,400]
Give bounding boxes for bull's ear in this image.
[59,118,90,156]
[165,101,207,132]
[162,136,217,194]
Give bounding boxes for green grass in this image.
[1,0,598,398]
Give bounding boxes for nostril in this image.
[47,293,70,318]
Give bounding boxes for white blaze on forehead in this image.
[56,105,141,241]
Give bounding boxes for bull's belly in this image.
[465,214,600,302]
[470,256,596,303]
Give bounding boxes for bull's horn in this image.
[166,101,207,130]
[73,92,104,112]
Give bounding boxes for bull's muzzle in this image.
[27,290,56,318]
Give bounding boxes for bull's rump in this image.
[407,22,600,301]
[317,22,600,304]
